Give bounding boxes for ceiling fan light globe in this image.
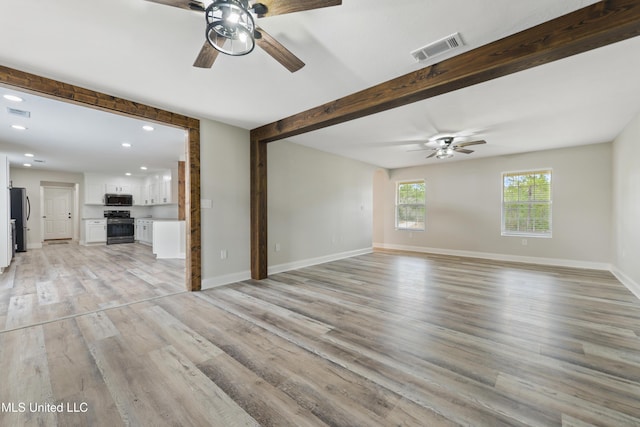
[226,12,241,24]
[205,0,255,56]
[435,147,454,159]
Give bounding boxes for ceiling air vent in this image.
[410,32,465,62]
[7,107,31,118]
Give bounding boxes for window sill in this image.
[501,232,552,238]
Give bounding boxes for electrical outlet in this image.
[274,243,281,252]
[220,249,228,259]
[521,239,528,246]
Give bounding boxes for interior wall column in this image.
[186,127,202,290]
[250,138,268,279]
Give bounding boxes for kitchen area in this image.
[81,168,186,259]
[0,85,189,273]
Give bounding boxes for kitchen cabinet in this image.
[84,168,177,207]
[84,173,140,205]
[85,219,107,244]
[142,169,176,205]
[132,184,144,206]
[136,219,153,245]
[105,183,131,194]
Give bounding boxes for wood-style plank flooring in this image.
[2,249,640,426]
[0,242,185,332]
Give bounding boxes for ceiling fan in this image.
[146,0,342,72]
[411,136,487,159]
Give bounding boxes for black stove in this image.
[104,210,135,244]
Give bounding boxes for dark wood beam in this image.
[186,128,202,290]
[0,65,202,291]
[250,138,268,279]
[251,0,640,143]
[249,0,640,279]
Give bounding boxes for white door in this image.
[43,187,74,240]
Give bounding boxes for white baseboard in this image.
[200,246,640,302]
[199,248,373,290]
[611,266,640,300]
[373,243,611,271]
[268,247,374,275]
[201,270,251,290]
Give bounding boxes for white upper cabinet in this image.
[84,168,178,206]
[143,169,177,205]
[84,173,139,205]
[105,183,131,194]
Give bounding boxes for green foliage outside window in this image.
[397,181,425,230]
[502,171,552,236]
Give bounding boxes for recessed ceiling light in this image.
[23,163,32,167]
[121,142,132,148]
[24,153,35,157]
[11,124,27,130]
[3,94,23,102]
[125,172,132,176]
[140,166,148,170]
[142,125,154,131]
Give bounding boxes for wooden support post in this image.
[250,138,268,280]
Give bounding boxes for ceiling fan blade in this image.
[145,0,205,12]
[256,0,341,17]
[193,41,221,68]
[426,151,438,159]
[455,139,486,148]
[255,27,305,72]
[453,147,474,154]
[407,147,431,152]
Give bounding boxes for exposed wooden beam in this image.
[249,0,640,279]
[186,128,202,290]
[0,65,202,291]
[251,0,640,143]
[250,138,268,279]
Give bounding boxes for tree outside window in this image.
[396,180,425,231]
[502,170,552,236]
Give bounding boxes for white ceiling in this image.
[0,0,639,172]
[0,86,186,175]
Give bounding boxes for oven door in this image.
[106,218,135,244]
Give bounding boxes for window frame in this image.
[501,169,553,238]
[395,179,426,231]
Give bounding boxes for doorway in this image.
[42,185,75,241]
[1,66,201,291]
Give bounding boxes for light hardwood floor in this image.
[0,242,185,332]
[1,249,640,426]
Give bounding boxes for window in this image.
[396,180,425,231]
[502,170,552,236]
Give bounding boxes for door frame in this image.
[40,184,78,242]
[1,65,201,291]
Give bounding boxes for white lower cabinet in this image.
[85,219,107,244]
[136,219,153,245]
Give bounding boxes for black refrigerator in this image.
[10,187,30,252]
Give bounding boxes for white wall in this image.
[195,121,380,287]
[200,119,252,287]
[375,143,612,268]
[0,155,10,269]
[612,110,640,296]
[9,168,84,248]
[267,141,376,272]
